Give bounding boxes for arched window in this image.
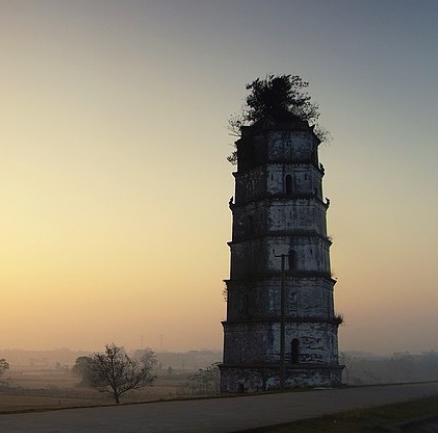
[291,339,300,364]
[288,250,296,271]
[246,215,254,236]
[285,175,293,195]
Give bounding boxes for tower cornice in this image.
[224,272,336,285]
[228,230,332,246]
[222,316,342,326]
[233,161,325,178]
[239,119,321,145]
[230,194,330,210]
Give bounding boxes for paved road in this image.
[1,382,438,433]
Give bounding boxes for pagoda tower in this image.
[220,118,343,392]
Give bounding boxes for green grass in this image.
[237,396,438,433]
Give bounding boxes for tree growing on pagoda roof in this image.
[228,74,328,164]
[245,74,319,124]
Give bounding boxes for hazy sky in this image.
[1,0,437,355]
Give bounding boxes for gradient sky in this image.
[1,0,437,355]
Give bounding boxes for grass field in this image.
[237,395,438,433]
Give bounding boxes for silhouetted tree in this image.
[339,352,357,385]
[84,344,156,404]
[228,74,328,164]
[245,74,319,124]
[0,358,9,381]
[389,352,415,382]
[71,356,95,387]
[186,363,220,395]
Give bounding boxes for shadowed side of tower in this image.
[220,118,343,393]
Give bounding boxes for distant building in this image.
[220,118,343,392]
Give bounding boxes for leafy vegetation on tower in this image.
[228,74,328,164]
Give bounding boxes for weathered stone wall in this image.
[235,164,324,204]
[265,164,323,196]
[258,130,319,163]
[223,321,339,365]
[231,200,328,241]
[267,201,327,235]
[230,236,331,279]
[234,167,268,204]
[226,277,335,321]
[220,364,343,393]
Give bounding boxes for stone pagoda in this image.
[220,117,343,392]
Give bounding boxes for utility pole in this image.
[276,254,286,391]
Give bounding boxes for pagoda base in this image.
[219,363,344,393]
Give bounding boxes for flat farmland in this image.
[0,367,194,413]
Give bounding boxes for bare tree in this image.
[88,344,156,404]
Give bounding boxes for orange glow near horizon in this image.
[1,1,438,356]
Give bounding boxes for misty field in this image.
[0,366,196,413]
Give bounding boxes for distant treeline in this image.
[3,348,437,385]
[341,351,438,385]
[0,348,222,372]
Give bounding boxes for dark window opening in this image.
[311,149,318,165]
[291,339,300,364]
[238,143,256,171]
[285,175,293,195]
[288,250,296,271]
[246,215,254,236]
[244,293,249,316]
